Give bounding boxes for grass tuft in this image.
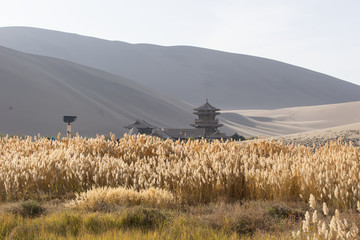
[7,223,41,240]
[10,200,46,218]
[66,187,176,212]
[266,204,304,220]
[120,206,166,231]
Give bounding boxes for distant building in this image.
[191,99,224,137]
[125,99,228,140]
[124,119,154,135]
[229,132,246,141]
[151,128,206,140]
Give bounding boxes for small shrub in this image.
[121,206,166,230]
[83,214,118,234]
[10,200,46,218]
[66,186,176,212]
[235,218,256,236]
[267,205,304,220]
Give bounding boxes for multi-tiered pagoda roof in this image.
[191,99,223,135]
[193,99,221,112]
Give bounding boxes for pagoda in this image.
[191,99,223,136]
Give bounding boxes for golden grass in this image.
[66,186,176,211]
[1,134,359,209]
[1,133,360,238]
[0,202,298,240]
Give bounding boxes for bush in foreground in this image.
[9,200,46,218]
[66,186,176,211]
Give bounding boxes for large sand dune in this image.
[1,44,358,137]
[0,46,194,137]
[1,27,360,138]
[1,27,360,109]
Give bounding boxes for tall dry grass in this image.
[0,134,359,211]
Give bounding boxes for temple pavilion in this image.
[191,98,223,136]
[124,119,154,135]
[125,99,226,140]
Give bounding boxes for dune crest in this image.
[1,27,360,109]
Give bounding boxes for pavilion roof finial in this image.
[193,99,220,111]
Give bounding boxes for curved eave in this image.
[191,123,223,128]
[193,111,220,115]
[193,106,221,111]
[124,119,155,129]
[193,100,221,111]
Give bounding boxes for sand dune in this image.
[274,122,360,147]
[1,27,360,109]
[0,46,194,137]
[220,101,360,137]
[1,27,360,138]
[1,43,358,137]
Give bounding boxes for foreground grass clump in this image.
[0,206,233,240]
[66,186,176,211]
[10,200,46,218]
[1,200,359,239]
[0,202,306,240]
[293,194,360,239]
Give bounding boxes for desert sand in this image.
[0,46,193,137]
[221,102,360,147]
[220,101,360,137]
[1,27,360,138]
[273,122,360,147]
[1,27,360,109]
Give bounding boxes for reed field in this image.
[0,133,359,239]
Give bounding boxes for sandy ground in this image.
[272,122,360,147]
[221,101,360,137]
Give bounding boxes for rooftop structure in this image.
[124,119,154,135]
[191,99,223,136]
[124,100,227,140]
[229,132,246,141]
[193,99,221,111]
[62,115,77,138]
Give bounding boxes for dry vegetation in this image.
[0,133,360,239]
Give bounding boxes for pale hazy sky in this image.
[1,0,360,85]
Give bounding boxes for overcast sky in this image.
[1,0,359,85]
